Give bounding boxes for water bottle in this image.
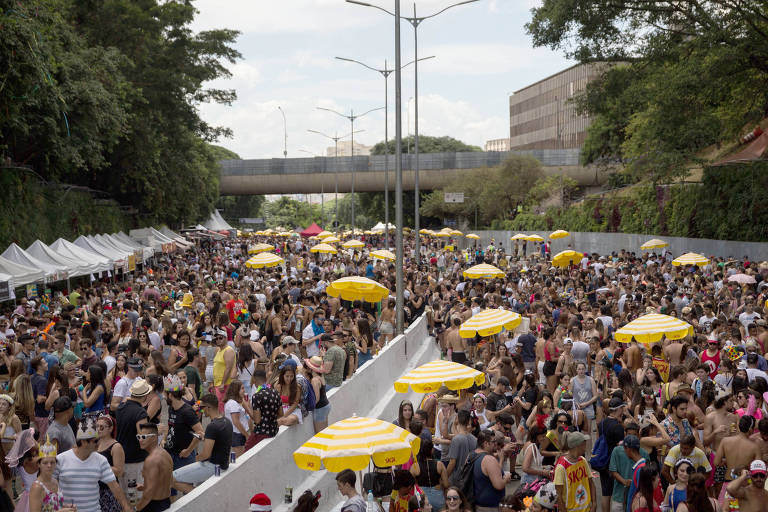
[367,490,374,512]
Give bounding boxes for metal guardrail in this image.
[218,149,581,177]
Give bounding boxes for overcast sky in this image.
[191,0,571,159]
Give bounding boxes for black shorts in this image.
[598,467,614,497]
[543,360,557,377]
[139,498,171,512]
[452,352,468,365]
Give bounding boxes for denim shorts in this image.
[313,403,331,423]
[232,432,246,447]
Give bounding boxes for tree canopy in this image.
[1,0,240,226]
[370,135,482,155]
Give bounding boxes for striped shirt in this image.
[55,450,116,512]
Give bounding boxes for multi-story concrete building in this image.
[325,140,372,157]
[484,138,511,152]
[509,63,605,151]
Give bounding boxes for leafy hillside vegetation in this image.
[1,0,240,229]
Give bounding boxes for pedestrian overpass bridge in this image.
[218,148,602,195]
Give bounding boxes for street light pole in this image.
[346,0,479,263]
[394,0,404,336]
[277,106,287,158]
[335,55,435,250]
[317,106,383,233]
[307,128,364,229]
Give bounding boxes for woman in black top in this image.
[409,439,448,511]
[96,414,124,512]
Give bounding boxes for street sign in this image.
[444,192,464,203]
[239,218,264,224]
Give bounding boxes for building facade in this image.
[484,138,511,152]
[325,140,372,157]
[509,63,605,151]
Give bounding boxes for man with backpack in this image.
[458,430,510,512]
[446,410,477,486]
[593,397,627,512]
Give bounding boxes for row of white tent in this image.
[0,227,196,290]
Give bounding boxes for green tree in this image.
[370,135,482,155]
[263,197,322,230]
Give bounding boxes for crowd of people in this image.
[0,229,767,512]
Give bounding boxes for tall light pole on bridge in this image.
[346,0,480,264]
[334,55,435,250]
[307,128,365,229]
[317,106,383,234]
[277,106,288,158]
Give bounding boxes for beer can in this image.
[230,451,236,463]
[214,464,221,476]
[284,486,293,504]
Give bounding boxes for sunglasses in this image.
[135,433,157,441]
[751,472,767,479]
[445,496,460,502]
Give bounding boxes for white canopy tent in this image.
[203,210,234,232]
[370,222,396,232]
[158,227,193,249]
[95,234,143,263]
[2,243,68,282]
[0,254,45,288]
[27,240,96,279]
[74,236,126,266]
[113,232,154,260]
[50,239,112,275]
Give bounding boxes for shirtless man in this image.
[663,339,686,366]
[703,391,738,493]
[726,462,768,512]
[136,423,173,511]
[749,418,768,461]
[677,385,705,438]
[714,415,762,486]
[445,318,468,365]
[623,339,643,374]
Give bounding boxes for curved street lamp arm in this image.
[317,106,350,120]
[403,55,436,69]
[345,0,395,17]
[307,129,334,140]
[357,106,385,119]
[421,0,480,20]
[335,56,383,74]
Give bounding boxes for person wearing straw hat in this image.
[116,378,151,501]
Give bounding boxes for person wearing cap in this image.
[726,460,768,512]
[608,433,647,512]
[57,416,132,512]
[47,396,76,453]
[553,430,596,512]
[110,356,144,412]
[116,378,151,501]
[273,335,302,369]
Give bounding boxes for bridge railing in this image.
[219,148,581,176]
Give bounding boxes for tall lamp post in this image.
[277,106,288,158]
[317,106,384,234]
[346,0,479,264]
[307,129,364,229]
[335,55,435,250]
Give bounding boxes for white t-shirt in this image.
[224,399,249,434]
[55,450,115,512]
[746,367,768,384]
[148,331,163,351]
[103,355,116,374]
[739,312,761,329]
[112,375,136,400]
[303,323,321,357]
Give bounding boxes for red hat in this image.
[250,493,271,512]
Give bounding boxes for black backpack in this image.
[456,452,482,505]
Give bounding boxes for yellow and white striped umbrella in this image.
[434,231,451,237]
[394,360,485,394]
[525,234,544,242]
[463,263,505,279]
[342,240,364,249]
[245,252,284,269]
[310,243,337,254]
[450,229,463,236]
[459,309,522,338]
[641,239,668,250]
[370,249,396,262]
[322,236,341,244]
[466,233,480,240]
[325,276,389,303]
[552,250,582,268]
[316,231,333,239]
[419,228,432,234]
[549,230,570,239]
[614,313,694,344]
[510,233,528,241]
[672,252,708,267]
[247,243,274,254]
[293,416,420,472]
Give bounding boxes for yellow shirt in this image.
[213,345,234,386]
[553,455,592,512]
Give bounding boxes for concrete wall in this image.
[169,314,438,512]
[455,230,768,261]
